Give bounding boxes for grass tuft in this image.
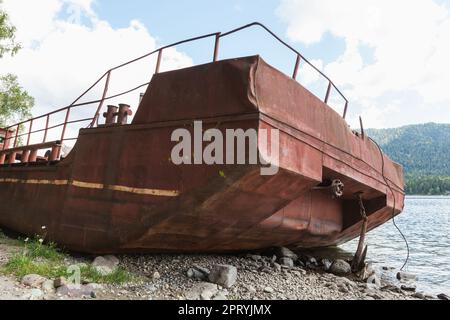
[1,237,134,285]
[79,265,134,285]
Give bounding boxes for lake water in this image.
[339,196,450,295]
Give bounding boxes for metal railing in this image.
[1,22,349,161]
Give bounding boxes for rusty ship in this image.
[0,23,405,254]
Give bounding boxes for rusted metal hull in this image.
[0,56,404,254]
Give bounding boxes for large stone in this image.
[321,259,333,272]
[401,284,417,292]
[274,247,298,260]
[367,274,382,287]
[247,254,262,262]
[187,265,210,281]
[53,276,68,288]
[56,284,96,298]
[412,292,425,299]
[21,274,47,288]
[185,282,219,300]
[41,280,55,294]
[330,260,352,276]
[382,285,403,294]
[208,265,237,288]
[22,289,44,300]
[438,293,449,300]
[92,255,119,276]
[279,257,294,268]
[396,272,418,282]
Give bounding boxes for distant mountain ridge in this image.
[367,123,450,195]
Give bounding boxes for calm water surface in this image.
[339,196,450,295]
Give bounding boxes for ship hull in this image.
[0,56,405,254]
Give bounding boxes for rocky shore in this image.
[0,234,447,301]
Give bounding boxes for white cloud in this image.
[1,0,192,144]
[277,0,450,128]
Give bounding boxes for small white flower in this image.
[41,226,47,230]
[24,238,29,242]
[38,239,44,244]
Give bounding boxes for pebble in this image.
[264,287,274,293]
[152,271,161,280]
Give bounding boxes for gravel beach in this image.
[0,232,444,301]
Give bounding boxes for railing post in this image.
[155,49,163,74]
[1,129,8,151]
[324,82,332,104]
[213,33,221,62]
[13,125,19,148]
[90,71,111,128]
[43,115,50,143]
[26,119,33,146]
[60,107,71,143]
[292,55,301,80]
[360,116,365,140]
[343,101,349,120]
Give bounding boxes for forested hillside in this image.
[367,123,450,195]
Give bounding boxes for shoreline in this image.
[1,234,446,301]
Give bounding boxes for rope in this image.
[369,137,410,271]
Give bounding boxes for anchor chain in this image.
[351,193,369,273]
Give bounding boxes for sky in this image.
[1,0,450,132]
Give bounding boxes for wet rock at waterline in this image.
[329,260,352,276]
[401,284,417,292]
[438,293,449,300]
[396,272,418,282]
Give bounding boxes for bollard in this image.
[21,150,31,163]
[49,145,61,162]
[117,104,133,125]
[8,152,17,164]
[29,149,38,163]
[103,105,119,125]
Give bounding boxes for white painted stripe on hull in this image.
[0,178,179,197]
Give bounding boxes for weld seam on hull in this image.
[0,178,179,197]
